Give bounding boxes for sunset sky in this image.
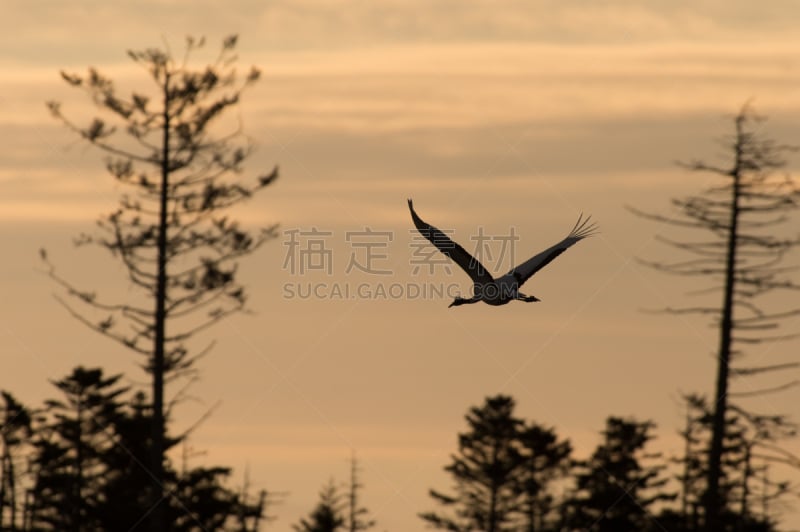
[3,1,800,530]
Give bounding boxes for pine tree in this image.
[346,452,376,532]
[420,395,524,532]
[514,422,571,531]
[43,35,279,532]
[0,391,32,531]
[293,479,347,532]
[674,394,711,530]
[236,467,280,532]
[670,394,793,530]
[21,369,268,531]
[28,367,128,532]
[727,406,794,528]
[96,390,166,531]
[170,465,242,531]
[564,417,674,532]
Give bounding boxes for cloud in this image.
[4,59,798,224]
[239,42,800,139]
[4,1,800,65]
[252,0,800,48]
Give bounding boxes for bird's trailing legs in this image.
[518,293,540,302]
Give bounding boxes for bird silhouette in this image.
[408,199,597,307]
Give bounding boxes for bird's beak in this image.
[448,301,456,308]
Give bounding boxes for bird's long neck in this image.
[450,295,482,308]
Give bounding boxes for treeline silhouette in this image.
[0,366,269,531]
[2,383,792,531]
[420,394,789,532]
[292,464,375,532]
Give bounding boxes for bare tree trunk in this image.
[705,120,743,531]
[150,70,171,532]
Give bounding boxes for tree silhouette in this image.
[293,479,347,532]
[672,394,792,531]
[95,390,162,531]
[28,367,128,531]
[43,34,278,532]
[674,393,712,530]
[98,388,266,532]
[514,422,571,532]
[170,465,244,531]
[630,105,800,530]
[0,392,32,531]
[420,395,525,532]
[4,367,266,531]
[236,467,279,532]
[346,452,376,532]
[723,406,794,531]
[563,417,674,532]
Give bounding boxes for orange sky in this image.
[3,2,800,530]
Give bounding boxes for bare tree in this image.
[42,35,278,532]
[630,104,800,530]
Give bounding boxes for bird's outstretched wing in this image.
[408,199,494,284]
[500,214,598,287]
